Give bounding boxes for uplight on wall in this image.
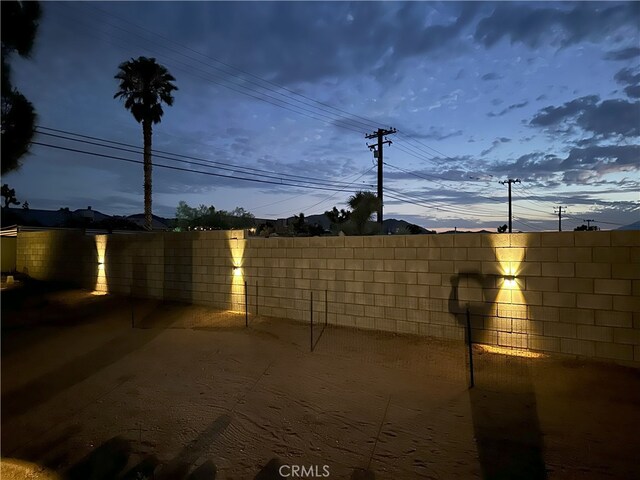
[94,235,109,294]
[503,274,517,288]
[228,233,246,312]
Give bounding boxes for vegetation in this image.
[114,56,178,231]
[323,191,382,235]
[1,184,20,208]
[175,201,255,230]
[1,1,41,174]
[347,190,381,235]
[324,206,351,233]
[291,212,324,236]
[574,224,599,231]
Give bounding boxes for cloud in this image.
[481,72,502,81]
[400,126,463,141]
[530,88,640,138]
[624,85,640,99]
[576,99,640,137]
[489,144,640,185]
[604,47,640,61]
[560,145,640,176]
[474,3,640,49]
[488,101,529,117]
[614,66,640,99]
[481,137,511,156]
[530,95,600,127]
[614,67,640,86]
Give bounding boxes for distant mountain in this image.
[617,220,640,231]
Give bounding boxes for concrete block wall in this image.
[16,230,640,365]
[1,237,17,272]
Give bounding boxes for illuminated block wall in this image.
[16,230,640,365]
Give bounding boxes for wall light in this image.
[503,274,516,288]
[233,265,242,276]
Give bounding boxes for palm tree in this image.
[114,56,177,230]
[348,191,381,235]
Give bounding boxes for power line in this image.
[385,188,502,218]
[80,2,382,133]
[270,165,377,218]
[55,3,371,135]
[384,162,505,210]
[54,2,488,182]
[35,127,373,190]
[31,141,364,194]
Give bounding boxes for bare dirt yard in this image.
[2,282,639,479]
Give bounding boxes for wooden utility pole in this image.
[554,206,567,232]
[499,178,520,233]
[366,127,396,232]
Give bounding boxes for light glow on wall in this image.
[478,344,545,359]
[228,233,245,312]
[94,235,108,294]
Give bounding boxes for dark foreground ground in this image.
[2,281,639,479]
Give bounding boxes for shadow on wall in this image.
[23,231,99,290]
[164,232,193,305]
[448,272,547,480]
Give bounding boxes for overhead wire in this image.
[35,126,372,189]
[42,3,631,228]
[31,141,364,194]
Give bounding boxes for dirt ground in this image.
[1,283,639,479]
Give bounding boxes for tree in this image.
[497,224,508,233]
[114,57,177,230]
[1,1,41,174]
[175,201,255,230]
[574,224,599,231]
[325,206,351,224]
[1,184,20,208]
[292,212,307,235]
[22,200,29,210]
[348,191,381,235]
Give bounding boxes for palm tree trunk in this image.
[142,119,153,231]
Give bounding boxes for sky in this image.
[5,1,640,231]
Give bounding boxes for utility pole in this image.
[366,127,397,232]
[584,219,596,230]
[554,206,567,232]
[499,178,520,233]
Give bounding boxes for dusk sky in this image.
[5,1,640,231]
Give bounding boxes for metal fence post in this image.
[310,291,314,352]
[466,307,474,388]
[245,280,248,328]
[325,289,328,327]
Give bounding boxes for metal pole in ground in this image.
[466,307,474,388]
[310,291,314,352]
[245,280,248,328]
[130,296,134,329]
[255,281,259,316]
[325,289,328,327]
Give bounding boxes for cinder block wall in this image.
[16,230,640,364]
[1,237,17,272]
